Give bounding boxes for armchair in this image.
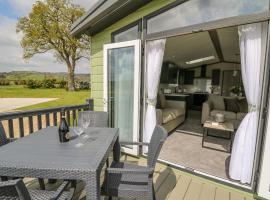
[103,125,167,200]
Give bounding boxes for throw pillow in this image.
[208,94,225,110]
[238,98,248,113]
[156,93,162,109]
[224,98,240,113]
[159,91,167,109]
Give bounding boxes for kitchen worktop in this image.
[164,92,209,96]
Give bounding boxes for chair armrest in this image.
[201,101,213,124]
[50,181,72,200]
[107,167,154,175]
[120,141,149,146]
[156,109,163,125]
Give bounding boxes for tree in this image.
[16,0,90,91]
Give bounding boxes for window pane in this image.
[147,0,269,34]
[113,25,139,42]
[108,47,135,142]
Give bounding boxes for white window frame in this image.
[103,40,141,155]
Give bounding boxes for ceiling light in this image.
[186,56,215,64]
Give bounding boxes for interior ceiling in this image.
[163,26,240,68]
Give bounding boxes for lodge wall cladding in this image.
[90,0,175,111]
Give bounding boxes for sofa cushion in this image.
[159,92,167,109]
[208,95,225,110]
[224,97,240,112]
[237,98,248,113]
[210,110,237,120]
[162,108,185,124]
[237,112,247,121]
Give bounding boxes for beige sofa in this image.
[156,93,186,133]
[201,95,248,129]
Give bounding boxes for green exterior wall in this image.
[90,0,176,111]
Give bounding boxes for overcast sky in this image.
[0,0,99,73]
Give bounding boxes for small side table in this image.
[202,120,234,153]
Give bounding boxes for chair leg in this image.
[38,178,46,190]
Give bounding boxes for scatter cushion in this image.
[237,112,247,121]
[237,98,248,113]
[224,98,239,113]
[159,92,167,109]
[208,95,225,110]
[156,94,162,109]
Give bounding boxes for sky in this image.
[0,0,99,74]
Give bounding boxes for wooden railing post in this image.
[86,99,94,110]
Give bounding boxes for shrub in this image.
[42,79,55,88]
[58,80,67,88]
[76,81,90,90]
[0,80,10,86]
[26,80,42,89]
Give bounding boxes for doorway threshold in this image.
[158,158,252,192]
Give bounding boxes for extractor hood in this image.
[195,65,210,79]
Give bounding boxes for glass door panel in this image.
[103,40,141,155]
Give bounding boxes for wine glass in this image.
[81,115,90,131]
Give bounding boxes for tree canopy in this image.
[17,0,90,91]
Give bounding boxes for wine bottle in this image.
[58,109,70,143]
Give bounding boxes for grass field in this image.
[0,86,90,110]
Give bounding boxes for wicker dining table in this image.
[0,126,120,200]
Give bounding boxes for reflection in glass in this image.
[108,47,135,142]
[147,0,269,34]
[113,25,139,42]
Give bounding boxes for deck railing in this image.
[0,99,94,138]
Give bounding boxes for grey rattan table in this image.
[0,126,120,200]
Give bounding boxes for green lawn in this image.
[0,86,90,110]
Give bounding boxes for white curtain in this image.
[229,22,268,184]
[143,39,166,151]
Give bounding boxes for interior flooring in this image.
[24,156,255,200]
[160,110,232,180]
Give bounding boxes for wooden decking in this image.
[24,156,255,200]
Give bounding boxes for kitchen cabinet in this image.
[160,61,179,84]
[184,70,195,85]
[212,69,221,85]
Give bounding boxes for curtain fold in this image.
[229,22,268,184]
[143,39,166,151]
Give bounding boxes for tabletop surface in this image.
[0,127,119,171]
[204,120,234,132]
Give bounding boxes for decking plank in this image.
[215,188,230,200]
[156,169,180,200]
[167,175,192,200]
[199,183,216,200]
[230,192,245,200]
[184,179,203,200]
[21,156,256,200]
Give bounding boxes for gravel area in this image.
[0,98,58,113]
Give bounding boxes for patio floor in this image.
[24,155,255,200]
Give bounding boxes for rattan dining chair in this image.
[78,111,108,127]
[0,179,74,200]
[0,122,45,189]
[103,125,167,200]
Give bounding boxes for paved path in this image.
[0,98,58,113]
